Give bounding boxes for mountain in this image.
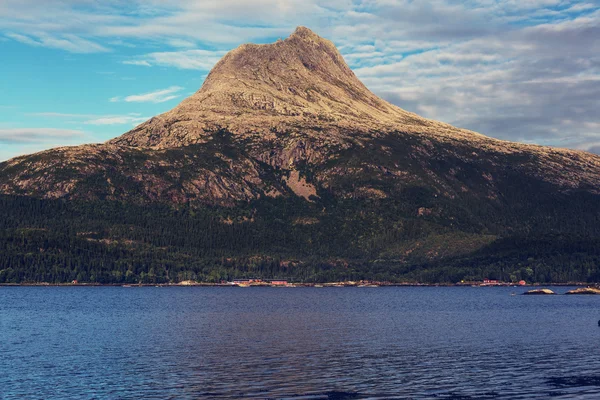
[110,26,456,148]
[1,27,600,284]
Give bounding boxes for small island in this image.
[523,288,556,295]
[565,287,600,295]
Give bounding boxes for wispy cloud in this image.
[85,116,147,125]
[28,112,149,126]
[123,50,225,70]
[5,33,39,46]
[167,38,197,48]
[123,60,152,67]
[29,112,97,118]
[110,86,184,103]
[5,32,109,53]
[0,128,85,144]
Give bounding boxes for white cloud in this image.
[84,116,148,125]
[110,86,184,103]
[5,32,109,53]
[108,39,136,48]
[29,112,96,118]
[123,60,152,67]
[124,49,225,70]
[0,128,85,144]
[5,33,39,46]
[28,112,149,126]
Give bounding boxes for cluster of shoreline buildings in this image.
[220,279,532,287]
[226,279,380,288]
[10,279,597,288]
[460,279,528,287]
[152,278,535,287]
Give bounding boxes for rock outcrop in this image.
[523,289,556,295]
[565,287,600,295]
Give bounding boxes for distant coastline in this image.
[0,281,594,288]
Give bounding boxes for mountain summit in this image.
[2,27,600,284]
[112,26,454,149]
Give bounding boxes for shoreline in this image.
[0,282,594,288]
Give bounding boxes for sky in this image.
[1,0,599,161]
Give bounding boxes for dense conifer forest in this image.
[2,194,599,284]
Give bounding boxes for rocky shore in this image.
[520,286,600,295]
[523,288,556,295]
[565,287,600,295]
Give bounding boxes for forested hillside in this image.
[2,194,599,284]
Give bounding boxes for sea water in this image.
[1,286,599,399]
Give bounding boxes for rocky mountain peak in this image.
[199,25,357,100]
[186,25,375,113]
[111,26,438,148]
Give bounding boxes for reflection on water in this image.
[1,286,600,399]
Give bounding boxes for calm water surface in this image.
[1,286,600,399]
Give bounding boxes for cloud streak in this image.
[124,49,226,70]
[84,116,147,125]
[0,128,85,144]
[28,112,149,126]
[123,60,152,67]
[110,87,184,103]
[5,32,109,53]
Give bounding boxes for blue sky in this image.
[1,0,599,161]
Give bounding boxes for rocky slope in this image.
[1,27,600,283]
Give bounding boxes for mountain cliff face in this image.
[1,27,600,284]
